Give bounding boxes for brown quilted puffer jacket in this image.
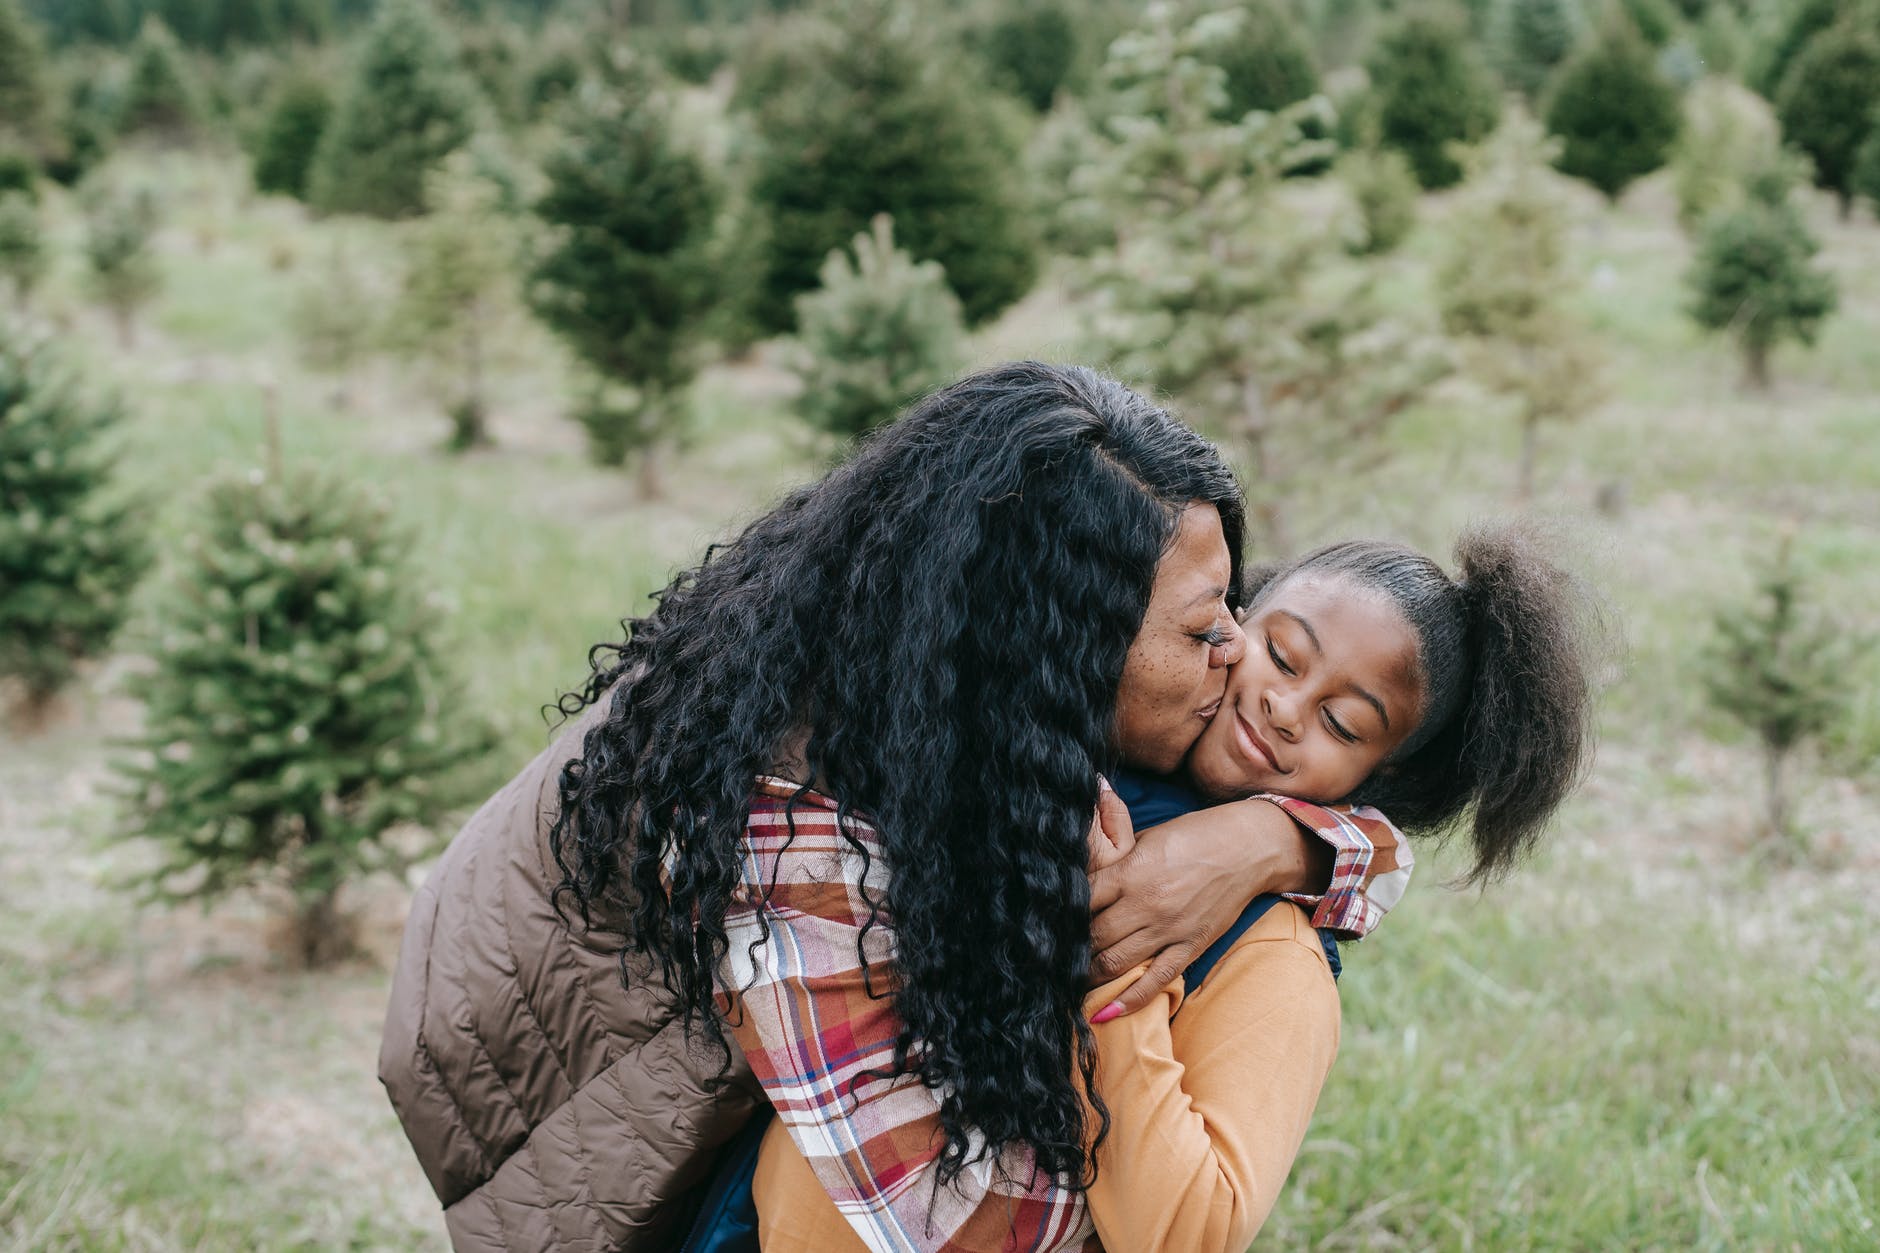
[379,695,763,1251]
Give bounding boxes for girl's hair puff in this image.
[1243,522,1597,884]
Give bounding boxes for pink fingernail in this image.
[1090,1001,1124,1025]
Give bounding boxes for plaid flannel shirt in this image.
[717,778,1409,1253]
[1262,795,1414,940]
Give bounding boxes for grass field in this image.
[2,147,1876,1250]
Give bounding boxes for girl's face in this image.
[1187,572,1423,803]
[1114,503,1248,774]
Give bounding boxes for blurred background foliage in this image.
[0,0,1876,1247]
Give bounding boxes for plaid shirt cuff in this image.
[1259,795,1414,942]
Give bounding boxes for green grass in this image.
[4,148,1877,1250]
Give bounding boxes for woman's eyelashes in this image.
[1193,623,1232,648]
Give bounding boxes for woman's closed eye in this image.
[1193,624,1232,648]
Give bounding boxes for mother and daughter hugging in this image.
[378,362,1596,1253]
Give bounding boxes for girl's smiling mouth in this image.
[1235,706,1282,773]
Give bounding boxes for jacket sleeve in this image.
[1261,797,1415,941]
[1082,901,1340,1253]
[719,827,1088,1253]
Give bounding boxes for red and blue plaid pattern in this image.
[715,779,1407,1252]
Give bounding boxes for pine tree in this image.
[309,0,482,219]
[1495,0,1579,99]
[1544,11,1680,200]
[972,0,1080,112]
[119,15,200,141]
[1774,22,1880,217]
[83,183,162,348]
[1078,6,1448,550]
[743,3,1038,332]
[0,326,147,713]
[1750,0,1841,98]
[1207,0,1320,118]
[1701,534,1864,847]
[790,215,965,442]
[1685,165,1836,390]
[252,74,332,201]
[1669,77,1783,233]
[1854,115,1880,214]
[290,241,378,409]
[529,74,721,486]
[115,463,487,966]
[0,192,45,302]
[1339,146,1420,254]
[1367,7,1502,189]
[1437,113,1601,499]
[393,152,522,451]
[0,0,51,151]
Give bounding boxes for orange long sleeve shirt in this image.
[749,899,1340,1252]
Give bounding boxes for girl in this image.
[750,524,1597,1251]
[1078,524,1596,1251]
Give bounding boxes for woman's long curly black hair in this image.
[549,362,1244,1188]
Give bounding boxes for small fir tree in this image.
[116,463,487,966]
[0,326,146,714]
[119,15,200,141]
[308,0,482,219]
[1437,113,1602,500]
[1367,7,1502,189]
[790,215,966,442]
[1207,0,1320,118]
[1077,6,1448,550]
[1694,3,1751,77]
[743,3,1038,332]
[1750,0,1841,98]
[252,74,332,201]
[529,73,721,487]
[393,153,522,451]
[0,0,51,151]
[1685,165,1836,390]
[1854,116,1880,214]
[290,241,378,409]
[1701,535,1864,847]
[1494,0,1579,99]
[0,192,47,303]
[1339,146,1420,255]
[972,1,1080,112]
[1669,77,1784,233]
[1544,11,1680,201]
[1774,22,1880,217]
[1616,0,1679,45]
[83,183,162,348]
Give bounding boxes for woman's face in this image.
[1114,503,1247,773]
[1187,572,1423,803]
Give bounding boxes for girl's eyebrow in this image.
[1278,609,1321,653]
[1279,609,1391,730]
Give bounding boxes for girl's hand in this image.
[1086,776,1136,874]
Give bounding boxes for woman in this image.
[380,363,1388,1251]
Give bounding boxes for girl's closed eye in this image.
[1267,637,1295,675]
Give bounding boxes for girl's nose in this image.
[1263,690,1300,741]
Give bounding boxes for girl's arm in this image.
[1089,797,1410,1015]
[1083,901,1339,1252]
